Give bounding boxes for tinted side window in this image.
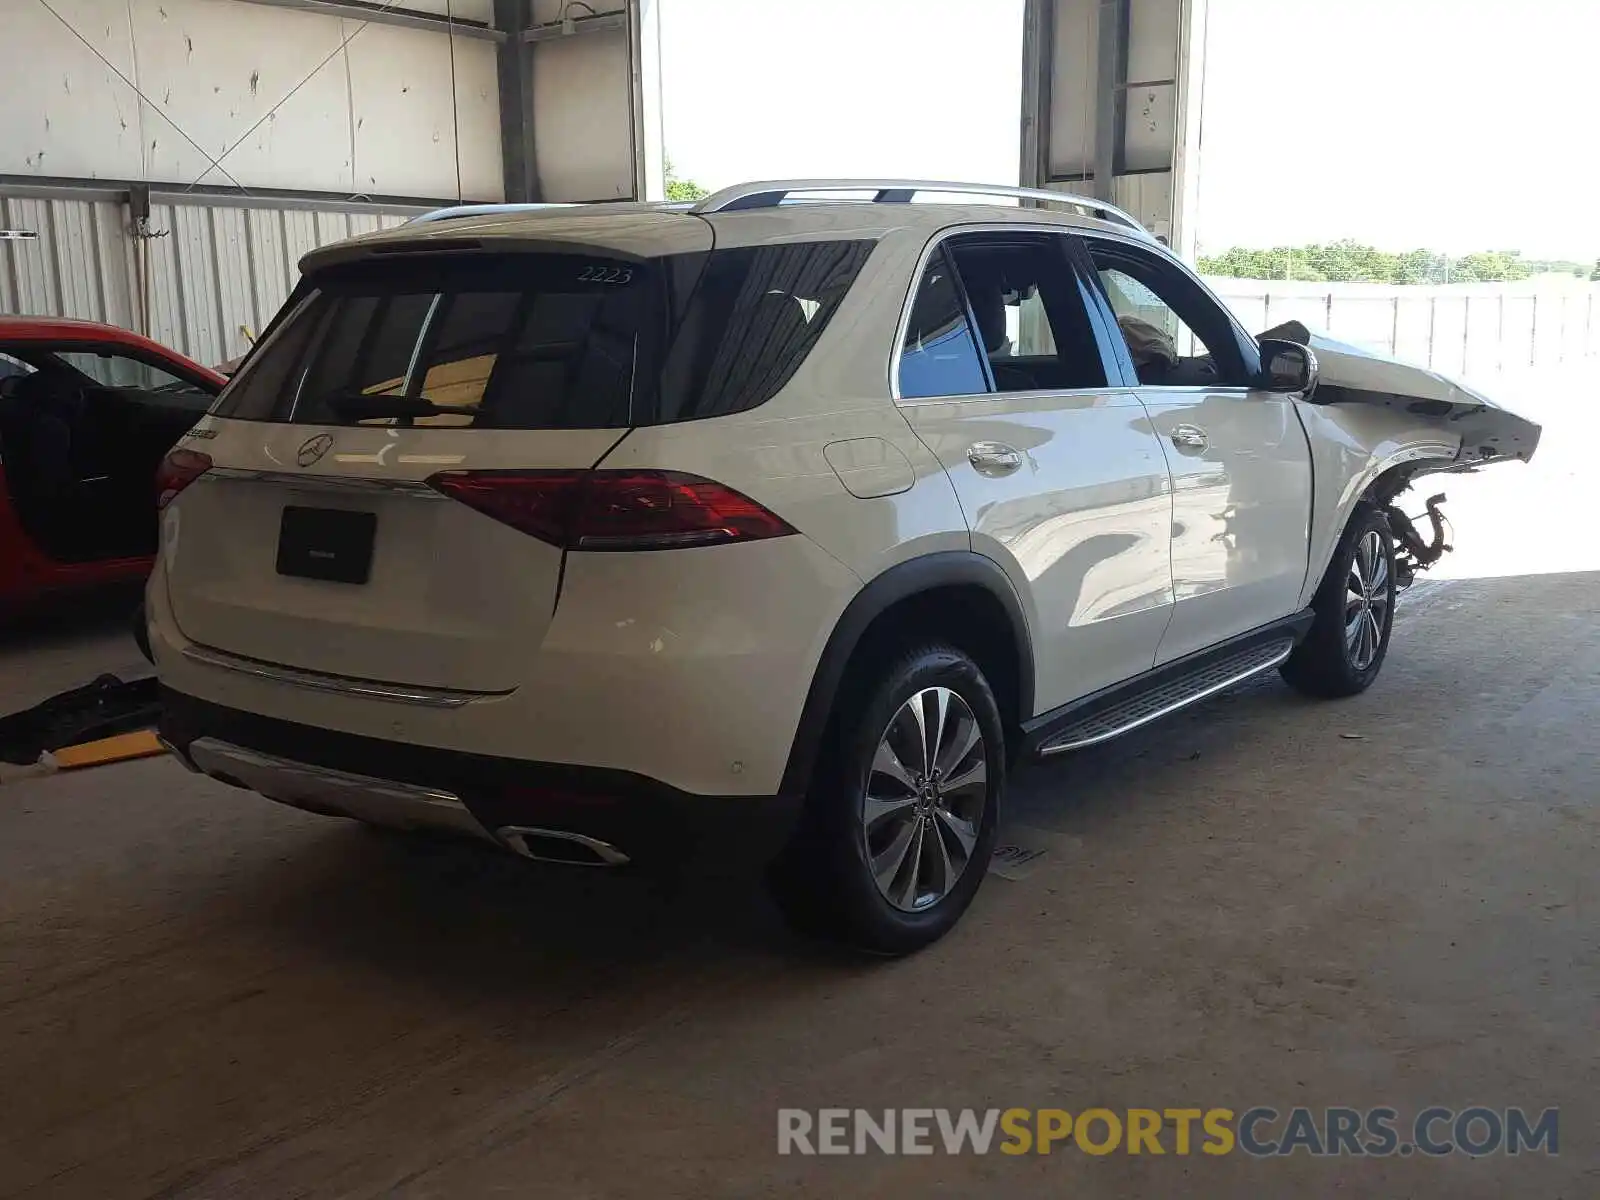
[1086,241,1249,386]
[660,239,875,421]
[217,292,320,420]
[897,251,988,400]
[0,352,36,383]
[54,350,215,411]
[945,234,1108,393]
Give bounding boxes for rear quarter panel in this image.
[591,227,991,783]
[602,226,975,587]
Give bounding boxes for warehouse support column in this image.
[1021,0,1208,257]
[516,0,664,203]
[495,0,539,202]
[1092,0,1127,206]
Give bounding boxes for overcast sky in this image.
[659,0,1598,261]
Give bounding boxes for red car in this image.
[0,317,227,611]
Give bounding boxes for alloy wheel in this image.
[861,686,988,913]
[1345,529,1391,671]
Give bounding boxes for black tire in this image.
[1280,505,1397,698]
[768,642,1004,955]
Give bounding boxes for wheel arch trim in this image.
[1298,437,1456,609]
[779,550,1035,796]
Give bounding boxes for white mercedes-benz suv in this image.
[149,180,1539,953]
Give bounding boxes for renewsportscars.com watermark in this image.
[778,1106,1559,1158]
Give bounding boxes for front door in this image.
[1080,237,1314,664]
[893,229,1175,715]
[0,342,217,567]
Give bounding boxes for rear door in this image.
[1078,235,1314,664]
[893,229,1175,714]
[164,248,688,693]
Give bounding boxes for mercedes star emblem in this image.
[297,433,335,468]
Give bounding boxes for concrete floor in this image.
[2,571,1593,1197]
[1,372,1595,1197]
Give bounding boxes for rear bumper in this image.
[146,524,860,798]
[160,689,803,867]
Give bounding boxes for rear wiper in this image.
[322,392,480,420]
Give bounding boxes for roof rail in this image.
[690,179,1151,238]
[408,202,580,225]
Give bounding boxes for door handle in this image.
[1170,424,1208,451]
[966,441,1023,476]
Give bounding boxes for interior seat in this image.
[0,369,123,562]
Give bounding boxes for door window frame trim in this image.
[890,221,1134,404]
[939,241,999,395]
[1069,230,1267,393]
[1,340,223,397]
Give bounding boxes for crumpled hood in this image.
[1266,323,1542,466]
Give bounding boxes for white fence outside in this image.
[1207,276,1600,385]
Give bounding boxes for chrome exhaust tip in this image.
[496,825,631,867]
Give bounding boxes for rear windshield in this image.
[215,240,874,429]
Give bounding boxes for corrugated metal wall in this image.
[0,189,419,368]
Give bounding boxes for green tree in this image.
[1199,247,1325,280]
[1454,252,1529,283]
[1394,249,1445,285]
[1200,241,1564,284]
[1513,256,1587,277]
[1591,258,1600,281]
[663,157,709,202]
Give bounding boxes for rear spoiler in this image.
[299,236,654,274]
[298,206,711,276]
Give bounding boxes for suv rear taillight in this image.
[156,448,213,510]
[427,470,795,551]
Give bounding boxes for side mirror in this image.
[1258,338,1319,394]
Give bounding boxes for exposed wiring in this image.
[562,1,601,16]
[446,0,462,203]
[342,16,359,198]
[1385,492,1453,589]
[132,235,148,336]
[122,0,147,184]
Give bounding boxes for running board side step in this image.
[1036,637,1296,756]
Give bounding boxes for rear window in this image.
[216,241,874,429]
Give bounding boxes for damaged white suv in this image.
[149,180,1539,953]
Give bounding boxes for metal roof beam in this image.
[228,0,506,42]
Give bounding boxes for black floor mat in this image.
[0,674,161,765]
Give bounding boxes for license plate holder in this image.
[276,506,377,584]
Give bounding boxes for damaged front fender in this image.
[1301,330,1542,467]
[1268,325,1542,606]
